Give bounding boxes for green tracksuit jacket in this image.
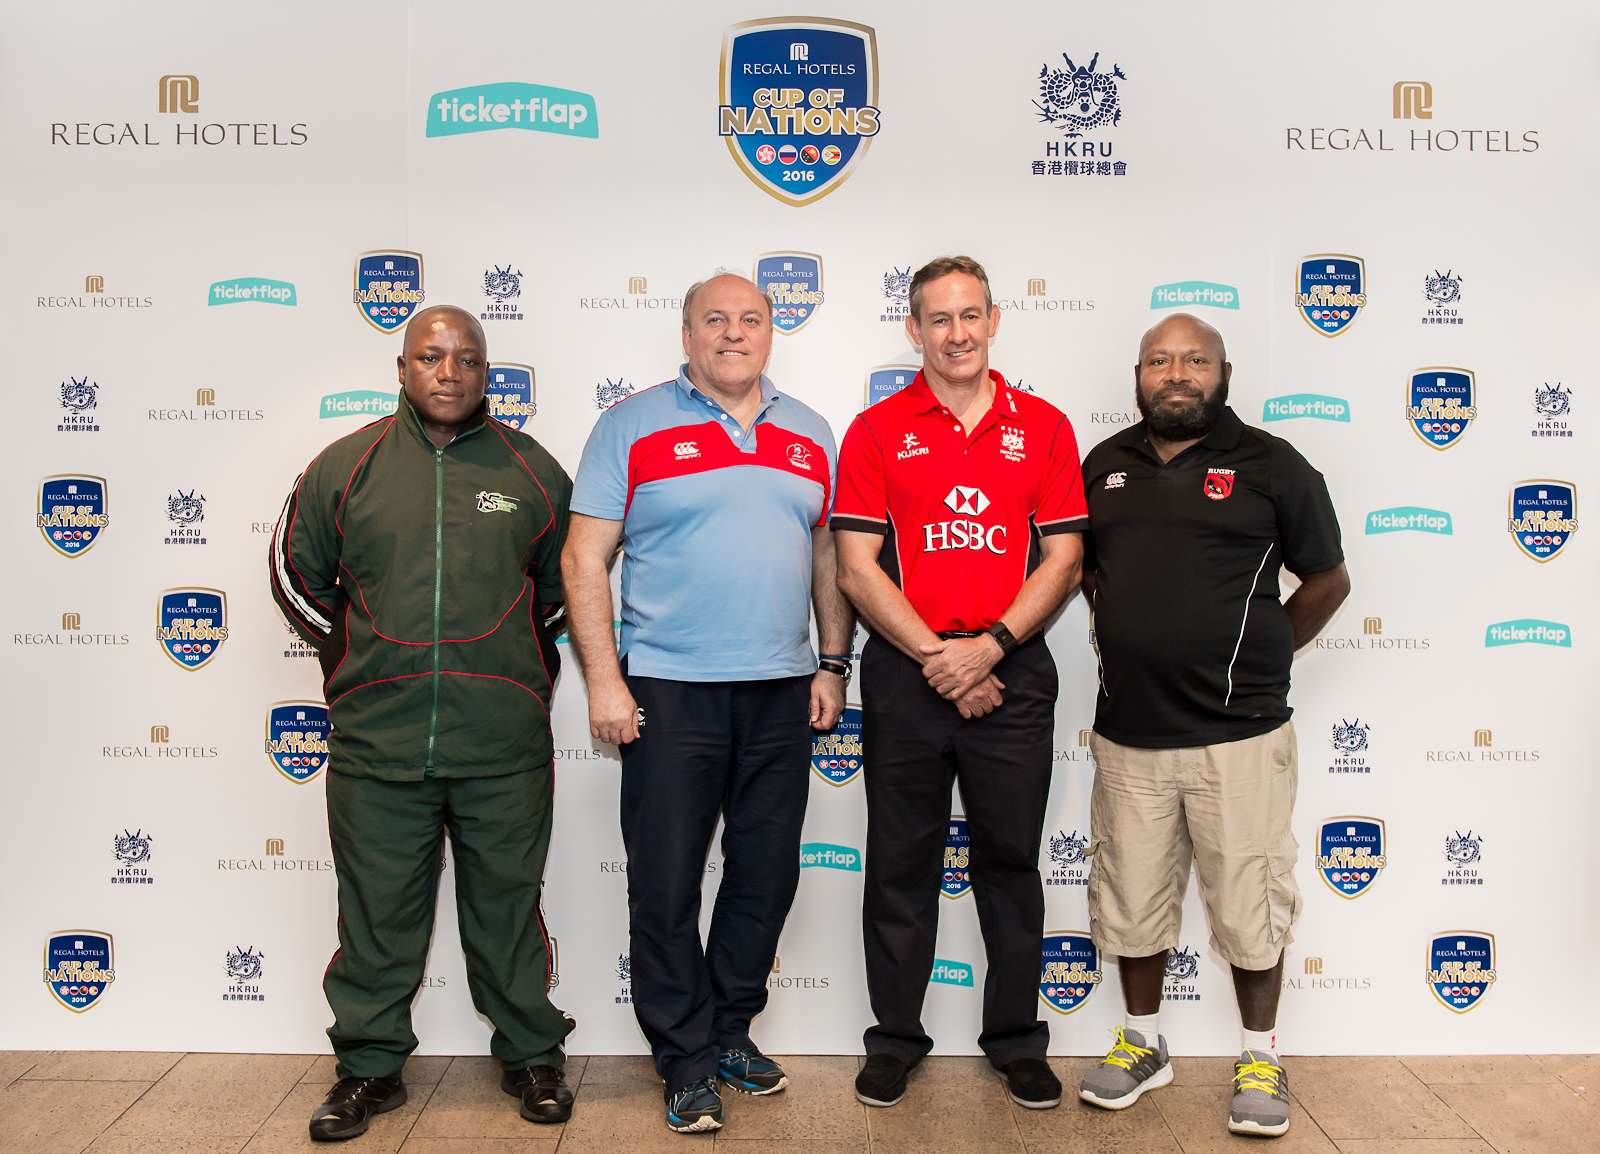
[269,392,572,779]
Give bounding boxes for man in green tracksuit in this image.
[270,305,576,1142]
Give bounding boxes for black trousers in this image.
[860,635,1057,1066]
[619,666,812,1089]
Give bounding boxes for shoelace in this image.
[673,1075,720,1107]
[721,1047,760,1072]
[1100,1025,1154,1071]
[1234,1054,1285,1096]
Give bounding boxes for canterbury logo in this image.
[673,441,700,460]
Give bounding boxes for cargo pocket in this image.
[1085,834,1109,929]
[1265,848,1301,945]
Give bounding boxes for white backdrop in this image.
[4,0,1597,1057]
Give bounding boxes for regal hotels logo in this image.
[1286,82,1538,154]
[51,73,309,147]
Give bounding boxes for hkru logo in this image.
[223,946,265,1002]
[787,442,813,470]
[1000,426,1025,462]
[1163,946,1201,1002]
[674,441,701,461]
[1532,383,1572,439]
[481,263,524,322]
[1203,468,1236,501]
[926,486,1004,554]
[942,818,972,898]
[111,829,153,886]
[165,490,207,546]
[1039,931,1102,1013]
[58,376,100,432]
[1422,269,1464,326]
[1046,829,1088,888]
[1329,718,1372,775]
[1031,51,1129,179]
[616,953,633,1005]
[881,266,911,322]
[811,706,863,785]
[596,377,635,410]
[1317,818,1387,898]
[1443,829,1484,887]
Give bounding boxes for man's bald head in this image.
[404,305,487,357]
[396,304,490,444]
[1138,312,1226,366]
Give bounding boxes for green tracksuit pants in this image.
[323,767,573,1076]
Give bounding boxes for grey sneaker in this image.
[1229,1051,1290,1137]
[1078,1027,1172,1110]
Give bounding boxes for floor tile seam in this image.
[1,1056,43,1089]
[240,1053,324,1146]
[68,1077,161,1152]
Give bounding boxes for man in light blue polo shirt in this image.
[561,272,852,1135]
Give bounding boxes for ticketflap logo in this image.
[209,277,296,306]
[1366,507,1452,535]
[426,83,598,139]
[799,843,860,871]
[1484,619,1571,648]
[1263,394,1350,422]
[1151,280,1238,309]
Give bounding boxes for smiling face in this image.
[681,274,773,398]
[906,271,999,391]
[397,306,488,433]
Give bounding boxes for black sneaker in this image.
[664,1075,724,1133]
[718,1047,788,1095]
[308,1075,407,1142]
[855,1053,911,1107]
[997,1058,1062,1109]
[501,1064,574,1124]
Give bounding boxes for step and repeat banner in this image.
[4,1,1596,1056]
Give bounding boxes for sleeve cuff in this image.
[830,514,887,535]
[1036,515,1089,537]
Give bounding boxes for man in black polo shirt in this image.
[1075,313,1349,1139]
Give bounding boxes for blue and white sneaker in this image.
[664,1075,724,1133]
[718,1047,788,1095]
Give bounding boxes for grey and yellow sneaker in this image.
[1229,1051,1290,1137]
[718,1047,788,1095]
[1079,1027,1172,1110]
[664,1075,724,1133]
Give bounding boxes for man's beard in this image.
[1136,377,1229,439]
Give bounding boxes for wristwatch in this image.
[818,655,852,684]
[985,620,1019,656]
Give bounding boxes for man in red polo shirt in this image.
[833,255,1087,1111]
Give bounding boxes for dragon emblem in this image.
[1444,830,1482,866]
[1534,383,1570,418]
[60,376,98,412]
[1422,269,1462,306]
[595,377,636,410]
[882,266,911,305]
[1165,946,1200,982]
[112,828,152,865]
[225,946,264,982]
[1048,830,1088,867]
[483,264,522,302]
[1331,719,1369,753]
[1034,51,1125,137]
[616,954,632,982]
[167,490,205,525]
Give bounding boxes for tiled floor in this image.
[0,1052,1594,1154]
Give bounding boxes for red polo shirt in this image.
[831,370,1088,633]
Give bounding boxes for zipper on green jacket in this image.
[425,445,444,776]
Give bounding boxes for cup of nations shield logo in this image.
[486,362,537,430]
[1428,931,1496,1012]
[1317,817,1387,898]
[754,252,824,333]
[941,816,971,898]
[718,18,880,206]
[865,365,915,408]
[1296,254,1367,337]
[157,587,229,669]
[1508,480,1578,562]
[265,701,330,784]
[1408,368,1477,449]
[38,474,109,557]
[44,931,115,1012]
[1039,931,1101,1013]
[353,250,425,333]
[811,705,863,786]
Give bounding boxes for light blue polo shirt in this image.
[570,366,837,681]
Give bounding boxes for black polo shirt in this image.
[1082,407,1342,749]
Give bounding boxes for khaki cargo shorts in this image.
[1086,721,1300,971]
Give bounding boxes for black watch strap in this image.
[986,621,1019,655]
